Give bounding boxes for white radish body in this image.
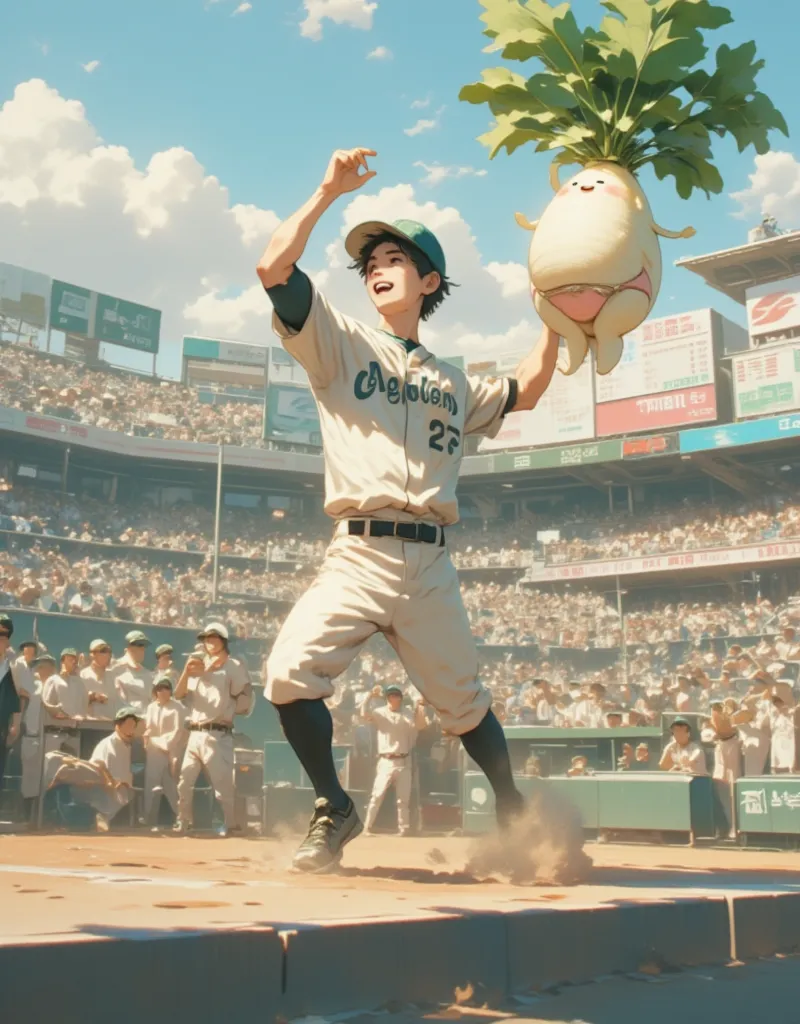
[517,162,692,376]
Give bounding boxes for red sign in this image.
[597,385,717,436]
[622,433,679,458]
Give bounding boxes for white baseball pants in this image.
[364,756,412,832]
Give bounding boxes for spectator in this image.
[659,718,708,775]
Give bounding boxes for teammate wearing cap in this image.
[80,639,117,720]
[143,676,186,827]
[45,707,142,833]
[256,148,560,872]
[173,623,252,837]
[0,615,21,792]
[155,644,176,681]
[361,685,426,836]
[11,641,43,817]
[41,649,88,757]
[111,631,153,713]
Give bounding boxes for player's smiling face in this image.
[365,242,440,320]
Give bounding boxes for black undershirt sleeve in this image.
[502,377,519,417]
[264,266,313,332]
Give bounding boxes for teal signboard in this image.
[50,280,161,354]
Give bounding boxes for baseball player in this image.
[361,685,427,836]
[173,623,252,837]
[256,147,560,872]
[112,631,153,713]
[143,676,186,827]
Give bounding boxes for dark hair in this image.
[349,231,455,321]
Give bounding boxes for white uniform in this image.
[769,707,797,772]
[112,655,153,713]
[143,698,186,819]
[363,703,420,833]
[736,703,771,776]
[11,655,36,697]
[661,739,708,775]
[700,727,742,782]
[266,283,513,734]
[75,733,133,821]
[177,656,250,828]
[41,673,87,756]
[19,678,43,799]
[80,664,119,720]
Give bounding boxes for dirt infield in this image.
[2,831,800,942]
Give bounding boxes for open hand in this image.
[320,148,377,199]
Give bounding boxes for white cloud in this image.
[81,60,100,74]
[414,161,487,188]
[0,78,537,366]
[300,0,377,41]
[36,42,50,57]
[730,151,800,229]
[410,96,430,109]
[405,119,436,137]
[232,2,252,13]
[367,45,392,60]
[486,261,530,299]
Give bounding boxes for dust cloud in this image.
[466,787,592,885]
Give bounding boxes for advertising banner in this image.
[622,433,679,459]
[680,412,800,453]
[527,540,800,583]
[597,384,717,435]
[51,281,160,354]
[50,280,94,336]
[0,263,51,329]
[489,439,622,474]
[596,309,714,405]
[265,383,321,446]
[746,275,800,343]
[733,343,800,419]
[478,352,596,451]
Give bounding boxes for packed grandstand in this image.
[3,227,800,800]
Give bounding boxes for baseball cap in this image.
[125,630,150,647]
[155,643,174,658]
[61,648,78,659]
[153,674,174,691]
[197,622,229,641]
[115,706,142,723]
[32,652,56,667]
[344,219,447,278]
[384,685,403,698]
[89,638,111,653]
[19,640,38,651]
[0,613,13,636]
[670,716,691,728]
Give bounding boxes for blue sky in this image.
[0,0,797,376]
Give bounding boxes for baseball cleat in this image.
[291,797,362,873]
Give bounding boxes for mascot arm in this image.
[652,222,696,240]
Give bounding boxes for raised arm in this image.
[256,148,377,290]
[512,325,561,412]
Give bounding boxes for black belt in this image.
[348,519,445,547]
[45,725,79,736]
[189,722,232,733]
[381,753,410,760]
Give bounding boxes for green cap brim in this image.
[344,220,446,278]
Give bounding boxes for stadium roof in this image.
[676,230,800,305]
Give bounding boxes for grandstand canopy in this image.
[677,231,800,305]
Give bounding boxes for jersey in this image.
[369,704,419,756]
[271,281,513,527]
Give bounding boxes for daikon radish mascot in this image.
[460,0,787,376]
[514,162,694,375]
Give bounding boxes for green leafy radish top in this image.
[460,0,788,376]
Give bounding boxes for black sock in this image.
[274,698,349,810]
[460,710,522,814]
